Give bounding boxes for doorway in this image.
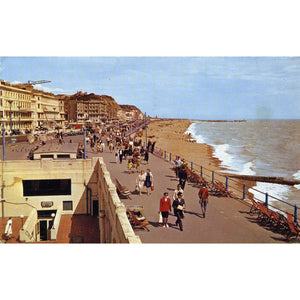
[92,200,99,217]
[38,210,56,241]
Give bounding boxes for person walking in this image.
[174,156,182,178]
[4,217,12,238]
[136,170,145,196]
[115,148,119,163]
[144,168,153,196]
[173,184,184,201]
[159,192,172,228]
[178,165,188,190]
[119,148,123,164]
[144,149,149,164]
[172,192,185,231]
[198,186,209,218]
[151,141,156,154]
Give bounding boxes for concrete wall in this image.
[0,157,141,243]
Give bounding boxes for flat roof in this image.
[34,142,79,154]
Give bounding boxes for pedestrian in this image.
[159,192,172,228]
[144,149,149,164]
[4,217,12,238]
[90,139,95,152]
[127,159,133,174]
[178,165,188,190]
[151,141,156,154]
[115,148,119,163]
[136,170,145,196]
[147,140,152,151]
[198,186,209,218]
[172,192,185,231]
[174,156,182,178]
[119,148,123,164]
[109,141,114,152]
[173,184,184,200]
[144,168,153,196]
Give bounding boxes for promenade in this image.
[1,136,288,243]
[99,146,286,243]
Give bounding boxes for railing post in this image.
[200,166,203,177]
[243,183,246,200]
[225,176,229,190]
[294,205,298,224]
[169,152,172,162]
[164,151,166,159]
[265,192,268,208]
[212,171,214,183]
[191,162,193,170]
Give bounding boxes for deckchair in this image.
[249,198,260,215]
[286,212,300,240]
[257,202,272,224]
[127,207,150,231]
[114,178,131,199]
[213,181,233,197]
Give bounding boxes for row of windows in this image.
[0,90,31,100]
[0,98,31,109]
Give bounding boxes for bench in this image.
[114,178,131,199]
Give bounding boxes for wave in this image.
[185,123,206,144]
[249,182,291,204]
[293,170,300,180]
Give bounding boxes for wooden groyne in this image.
[227,174,300,186]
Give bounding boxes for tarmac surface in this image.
[0,135,288,243]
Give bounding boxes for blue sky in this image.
[0,57,299,120]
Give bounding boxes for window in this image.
[57,154,70,159]
[23,179,71,196]
[63,201,73,211]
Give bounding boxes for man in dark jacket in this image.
[172,192,185,231]
[178,165,188,190]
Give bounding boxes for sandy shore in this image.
[142,118,222,172]
[140,118,255,199]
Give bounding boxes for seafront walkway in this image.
[99,147,286,243]
[1,136,287,243]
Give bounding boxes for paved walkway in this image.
[98,147,286,243]
[1,137,287,243]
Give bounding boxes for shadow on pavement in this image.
[184,210,203,218]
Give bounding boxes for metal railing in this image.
[150,145,299,224]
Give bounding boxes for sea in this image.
[185,120,300,211]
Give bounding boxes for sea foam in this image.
[249,182,291,204]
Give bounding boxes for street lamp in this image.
[53,107,56,130]
[51,213,55,229]
[2,124,5,161]
[7,100,13,143]
[17,105,21,135]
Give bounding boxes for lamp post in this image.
[53,107,56,130]
[17,105,21,135]
[51,213,55,229]
[7,100,13,143]
[2,124,5,161]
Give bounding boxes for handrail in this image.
[151,145,299,224]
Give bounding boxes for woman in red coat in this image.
[159,192,172,228]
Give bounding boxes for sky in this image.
[0,56,299,120]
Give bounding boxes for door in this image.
[92,200,99,217]
[40,220,48,241]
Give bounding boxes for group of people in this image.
[136,169,154,196]
[102,128,210,232]
[159,183,210,231]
